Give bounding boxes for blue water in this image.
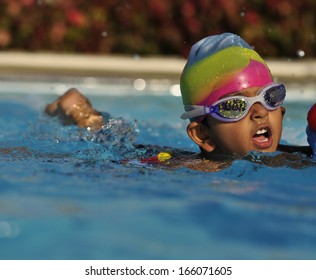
[0,77,316,259]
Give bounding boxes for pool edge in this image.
[1,52,316,82]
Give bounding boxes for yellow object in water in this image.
[157,152,172,162]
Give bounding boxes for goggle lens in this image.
[217,99,247,119]
[264,85,286,108]
[212,83,285,121]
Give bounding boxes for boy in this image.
[45,33,315,171]
[179,32,313,158]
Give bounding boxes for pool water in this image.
[0,77,316,260]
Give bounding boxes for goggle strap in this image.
[181,105,209,120]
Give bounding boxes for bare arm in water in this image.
[45,88,104,131]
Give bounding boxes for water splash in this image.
[296,49,305,58]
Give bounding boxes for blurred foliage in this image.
[0,0,315,57]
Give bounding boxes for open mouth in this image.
[252,127,273,149]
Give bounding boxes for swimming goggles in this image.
[181,83,286,122]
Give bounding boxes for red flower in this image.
[66,9,87,27]
[21,0,35,6]
[0,29,11,47]
[244,11,261,25]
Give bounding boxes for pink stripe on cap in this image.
[199,60,273,106]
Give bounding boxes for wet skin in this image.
[45,88,104,131]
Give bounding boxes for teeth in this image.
[256,128,267,135]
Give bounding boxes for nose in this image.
[249,102,268,122]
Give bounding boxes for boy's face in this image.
[188,87,285,155]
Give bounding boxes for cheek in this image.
[210,122,250,152]
[271,109,284,137]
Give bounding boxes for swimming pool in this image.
[0,75,316,260]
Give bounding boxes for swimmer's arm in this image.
[45,88,104,130]
[0,147,31,155]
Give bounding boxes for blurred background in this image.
[0,0,315,58]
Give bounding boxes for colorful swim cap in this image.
[180,33,273,120]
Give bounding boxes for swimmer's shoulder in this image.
[132,146,231,172]
[168,146,316,171]
[278,144,312,156]
[159,150,232,172]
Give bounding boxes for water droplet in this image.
[83,77,97,88]
[240,7,246,17]
[133,78,146,90]
[0,221,20,238]
[296,49,305,57]
[0,221,11,238]
[170,84,181,96]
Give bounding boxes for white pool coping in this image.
[1,52,316,81]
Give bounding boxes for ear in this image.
[186,122,216,153]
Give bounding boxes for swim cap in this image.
[180,33,273,119]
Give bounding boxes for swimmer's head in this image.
[180,33,273,121]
